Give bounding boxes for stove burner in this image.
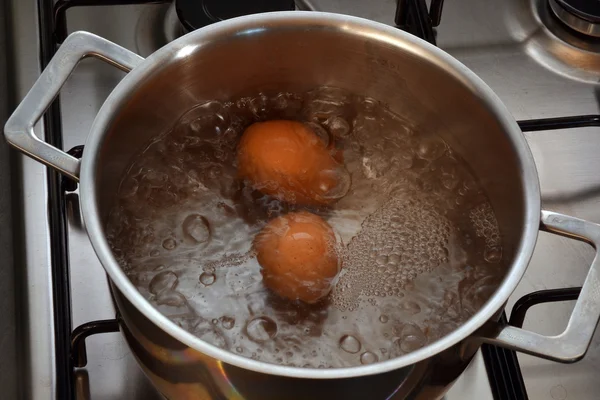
[549,0,600,37]
[175,0,296,32]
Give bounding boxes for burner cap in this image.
[176,0,296,32]
[549,0,600,37]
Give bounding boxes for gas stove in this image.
[2,0,600,399]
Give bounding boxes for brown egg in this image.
[254,211,340,303]
[237,120,349,205]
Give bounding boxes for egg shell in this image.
[237,120,343,205]
[254,211,340,303]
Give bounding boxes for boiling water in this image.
[106,87,505,368]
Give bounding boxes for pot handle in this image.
[4,31,144,181]
[480,210,600,363]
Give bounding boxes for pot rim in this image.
[79,11,541,379]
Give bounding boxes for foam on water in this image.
[105,87,506,368]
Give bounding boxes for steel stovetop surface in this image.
[4,0,600,399]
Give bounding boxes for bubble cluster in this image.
[332,194,452,311]
[470,202,502,262]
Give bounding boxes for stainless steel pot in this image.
[6,11,600,400]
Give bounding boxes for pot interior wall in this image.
[94,19,527,280]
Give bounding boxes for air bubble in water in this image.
[272,93,289,109]
[220,316,235,330]
[197,328,227,348]
[416,137,446,161]
[199,272,216,286]
[362,155,390,179]
[249,94,269,118]
[316,166,351,201]
[180,100,230,137]
[156,290,186,307]
[307,122,330,147]
[379,315,389,323]
[375,255,388,267]
[119,177,138,198]
[246,316,278,342]
[182,214,210,244]
[327,116,350,138]
[397,325,426,353]
[162,238,177,250]
[339,335,361,354]
[149,271,178,295]
[399,335,426,353]
[171,315,197,331]
[360,351,378,365]
[193,320,228,348]
[388,254,401,265]
[484,245,502,263]
[393,151,414,170]
[402,301,421,315]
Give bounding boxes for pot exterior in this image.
[78,12,540,378]
[112,285,478,400]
